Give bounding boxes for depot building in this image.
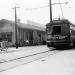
[0,19,46,46]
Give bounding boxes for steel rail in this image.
[0,49,59,63]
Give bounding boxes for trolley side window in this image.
[46,26,52,34]
[52,26,61,35]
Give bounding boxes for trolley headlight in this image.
[56,36,59,39]
[46,41,50,43]
[47,35,51,39]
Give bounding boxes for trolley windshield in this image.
[52,26,61,35]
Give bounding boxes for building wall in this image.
[0,19,46,46]
[0,21,15,46]
[11,23,15,45]
[17,28,46,45]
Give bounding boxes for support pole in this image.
[13,6,19,49]
[15,7,18,48]
[49,0,52,22]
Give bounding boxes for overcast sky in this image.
[0,0,75,26]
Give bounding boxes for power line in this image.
[26,5,49,10]
[26,2,68,11]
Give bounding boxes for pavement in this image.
[0,48,75,75]
[0,45,57,72]
[0,45,51,63]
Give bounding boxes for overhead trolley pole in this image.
[49,0,68,23]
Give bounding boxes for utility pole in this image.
[49,0,52,22]
[13,6,19,49]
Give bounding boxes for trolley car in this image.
[46,19,72,48]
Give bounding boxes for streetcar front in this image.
[46,20,71,48]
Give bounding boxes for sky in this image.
[0,0,75,26]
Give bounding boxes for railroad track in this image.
[0,49,60,63]
[0,48,62,72]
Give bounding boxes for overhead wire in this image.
[58,0,65,19]
[26,2,68,11]
[25,0,71,20]
[66,0,71,8]
[26,5,49,10]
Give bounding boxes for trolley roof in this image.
[46,19,70,26]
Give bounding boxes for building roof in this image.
[1,19,46,32]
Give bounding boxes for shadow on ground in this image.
[52,46,75,51]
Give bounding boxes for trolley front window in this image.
[52,26,61,35]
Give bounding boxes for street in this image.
[0,45,55,72]
[0,46,75,75]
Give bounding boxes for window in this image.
[52,26,61,35]
[1,32,12,42]
[7,33,12,42]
